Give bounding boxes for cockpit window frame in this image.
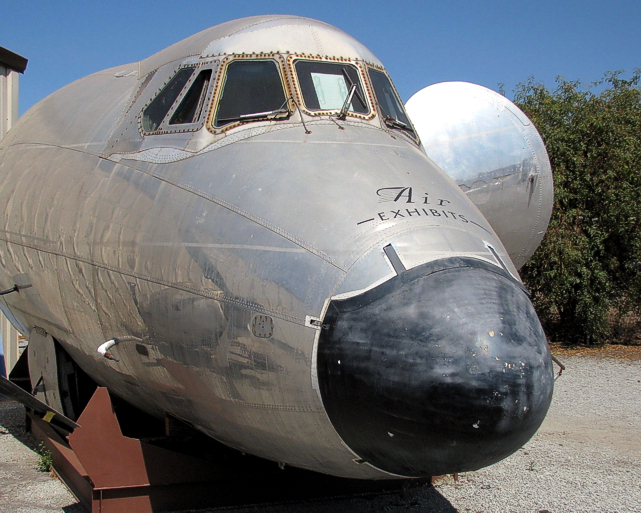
[139,61,218,136]
[288,56,375,121]
[366,65,420,143]
[207,55,292,134]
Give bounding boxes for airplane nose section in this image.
[317,257,554,478]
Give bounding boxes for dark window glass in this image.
[142,68,195,132]
[169,69,212,125]
[295,61,368,114]
[215,60,287,127]
[368,68,416,138]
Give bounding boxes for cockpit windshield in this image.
[295,61,368,115]
[214,60,289,127]
[368,68,416,138]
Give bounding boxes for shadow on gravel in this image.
[211,483,458,513]
[323,485,458,513]
[405,486,459,512]
[62,504,87,513]
[1,400,86,512]
[0,400,459,513]
[0,400,38,450]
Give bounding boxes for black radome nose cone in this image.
[317,257,554,477]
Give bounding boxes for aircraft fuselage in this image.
[0,16,553,479]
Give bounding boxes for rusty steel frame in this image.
[30,387,251,512]
[28,387,417,512]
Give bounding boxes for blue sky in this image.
[1,0,640,115]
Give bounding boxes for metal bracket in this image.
[0,284,18,295]
[305,316,329,330]
[551,355,565,380]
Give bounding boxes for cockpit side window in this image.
[142,67,195,132]
[368,68,416,139]
[295,61,368,115]
[169,69,213,125]
[214,60,288,127]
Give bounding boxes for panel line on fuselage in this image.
[135,242,307,253]
[0,237,307,327]
[4,138,344,270]
[142,166,342,269]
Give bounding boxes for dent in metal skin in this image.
[405,82,554,269]
[0,16,553,479]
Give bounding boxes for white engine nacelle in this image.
[406,82,553,269]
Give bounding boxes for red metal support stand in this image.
[31,387,247,512]
[29,387,420,512]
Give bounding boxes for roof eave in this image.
[0,47,28,73]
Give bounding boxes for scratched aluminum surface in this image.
[0,16,548,479]
[405,82,554,269]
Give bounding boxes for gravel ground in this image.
[0,400,83,513]
[1,352,639,512]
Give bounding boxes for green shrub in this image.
[36,441,53,472]
[515,70,641,344]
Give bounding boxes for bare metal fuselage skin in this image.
[0,16,553,479]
